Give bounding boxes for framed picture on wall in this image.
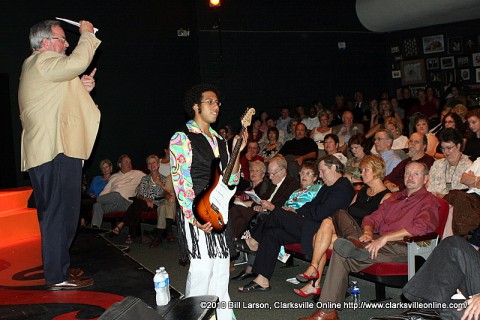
[444,70,456,84]
[401,59,426,85]
[476,68,480,83]
[448,37,463,54]
[473,53,480,67]
[459,69,470,81]
[403,38,419,58]
[426,58,439,70]
[457,56,470,68]
[422,35,445,54]
[410,86,425,98]
[392,70,401,78]
[464,36,478,53]
[428,71,443,83]
[440,56,455,69]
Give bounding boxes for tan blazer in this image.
[18,32,101,171]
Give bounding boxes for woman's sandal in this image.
[293,281,321,298]
[125,235,133,244]
[296,264,320,283]
[112,225,122,235]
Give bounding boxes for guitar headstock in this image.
[241,107,256,128]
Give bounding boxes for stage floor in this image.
[0,228,182,319]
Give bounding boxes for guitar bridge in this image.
[211,204,219,213]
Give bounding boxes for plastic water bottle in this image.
[160,267,170,303]
[154,269,168,306]
[349,280,361,304]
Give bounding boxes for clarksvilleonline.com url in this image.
[317,301,468,310]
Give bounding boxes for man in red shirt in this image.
[299,161,440,320]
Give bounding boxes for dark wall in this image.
[194,0,388,131]
[2,0,199,185]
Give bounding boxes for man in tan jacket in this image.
[18,19,101,290]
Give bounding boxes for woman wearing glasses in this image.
[293,155,390,298]
[433,112,465,159]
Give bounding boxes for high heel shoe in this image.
[296,264,319,283]
[293,284,321,298]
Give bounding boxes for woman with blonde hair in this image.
[293,155,390,297]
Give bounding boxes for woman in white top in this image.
[371,117,408,154]
[310,110,332,159]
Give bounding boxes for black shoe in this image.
[231,271,256,281]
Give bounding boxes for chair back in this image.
[435,197,450,239]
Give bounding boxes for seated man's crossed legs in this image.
[91,192,131,228]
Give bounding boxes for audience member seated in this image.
[284,118,300,142]
[320,133,348,165]
[464,109,480,162]
[330,95,347,126]
[149,173,176,247]
[80,159,112,227]
[407,89,438,121]
[390,97,404,121]
[148,146,177,246]
[230,157,298,241]
[247,117,263,142]
[91,155,145,228]
[258,116,286,148]
[239,140,264,185]
[427,128,471,199]
[426,85,441,112]
[298,161,439,320]
[384,132,435,192]
[375,237,479,320]
[112,155,167,244]
[278,123,317,181]
[445,83,468,108]
[413,114,439,157]
[259,127,282,162]
[352,90,368,124]
[310,110,332,159]
[433,112,466,159]
[237,155,354,293]
[371,117,408,154]
[295,105,307,121]
[259,110,269,133]
[366,98,403,139]
[443,156,480,237]
[398,86,418,119]
[373,129,402,175]
[331,110,364,154]
[429,105,452,135]
[293,155,390,298]
[277,107,292,133]
[344,134,370,189]
[367,98,380,131]
[301,105,320,131]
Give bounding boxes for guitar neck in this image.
[221,126,246,184]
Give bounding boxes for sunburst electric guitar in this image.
[193,108,256,232]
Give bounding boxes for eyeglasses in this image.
[50,37,67,43]
[299,171,315,177]
[268,168,284,177]
[374,137,389,141]
[440,145,457,152]
[201,99,221,107]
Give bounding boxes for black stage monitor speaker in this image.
[99,296,164,320]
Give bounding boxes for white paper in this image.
[56,17,99,34]
[244,190,262,204]
[233,199,249,208]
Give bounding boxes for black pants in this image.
[251,208,304,279]
[403,236,480,319]
[123,198,157,237]
[29,154,82,284]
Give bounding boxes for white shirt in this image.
[100,169,146,200]
[466,158,480,196]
